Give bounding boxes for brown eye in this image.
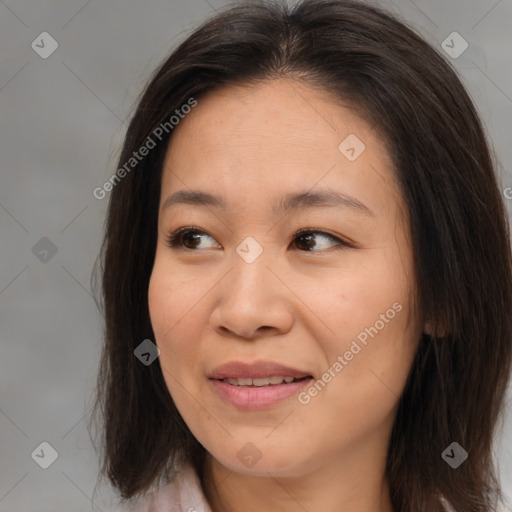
[166,228,219,250]
[179,230,203,249]
[166,227,351,252]
[293,230,348,252]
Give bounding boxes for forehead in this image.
[160,79,402,218]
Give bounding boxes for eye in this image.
[166,227,220,250]
[292,228,351,252]
[165,227,352,252]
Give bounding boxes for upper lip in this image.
[209,360,312,380]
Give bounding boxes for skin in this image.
[148,78,427,512]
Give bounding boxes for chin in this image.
[210,447,309,478]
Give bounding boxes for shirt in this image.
[126,462,212,512]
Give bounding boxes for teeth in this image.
[222,376,301,386]
[252,377,270,386]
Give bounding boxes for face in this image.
[148,79,423,478]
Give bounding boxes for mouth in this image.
[216,376,312,387]
[209,376,313,410]
[208,360,313,380]
[208,361,314,410]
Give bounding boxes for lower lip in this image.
[209,378,313,410]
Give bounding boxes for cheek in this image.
[148,265,188,378]
[148,259,199,340]
[313,251,418,398]
[148,260,207,386]
[148,269,213,443]
[312,263,410,348]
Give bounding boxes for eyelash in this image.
[165,226,354,253]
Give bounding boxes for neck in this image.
[201,444,395,512]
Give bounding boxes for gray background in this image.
[1,0,511,510]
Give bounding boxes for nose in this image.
[210,244,294,340]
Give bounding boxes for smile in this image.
[220,376,310,386]
[210,376,314,410]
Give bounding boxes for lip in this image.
[209,377,313,410]
[208,360,312,380]
[208,360,313,410]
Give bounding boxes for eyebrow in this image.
[162,188,374,217]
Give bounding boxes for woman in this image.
[89,1,512,511]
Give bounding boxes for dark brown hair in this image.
[88,1,512,511]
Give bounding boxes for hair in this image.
[88,1,512,511]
